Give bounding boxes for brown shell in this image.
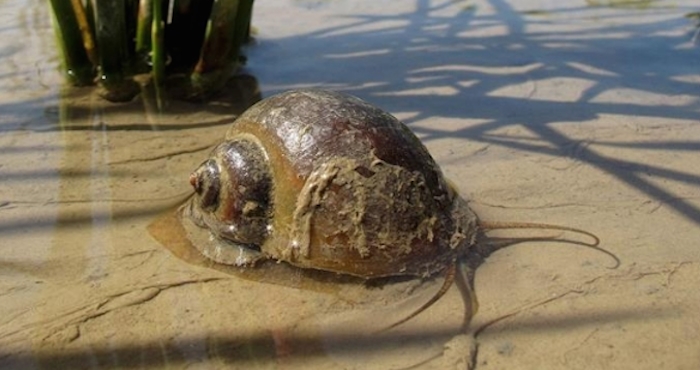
[185,89,479,278]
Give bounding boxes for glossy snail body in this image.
[175,89,614,329]
[182,89,478,278]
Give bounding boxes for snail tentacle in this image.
[381,262,459,332]
[478,220,620,269]
[454,262,478,331]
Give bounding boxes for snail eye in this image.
[190,159,221,211]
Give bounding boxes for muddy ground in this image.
[1,0,699,369]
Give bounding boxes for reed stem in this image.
[194,0,240,75]
[51,0,253,102]
[151,0,165,86]
[93,0,139,101]
[230,0,254,62]
[49,0,94,85]
[136,0,153,56]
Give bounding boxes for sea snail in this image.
[179,89,615,329]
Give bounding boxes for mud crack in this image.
[0,277,228,345]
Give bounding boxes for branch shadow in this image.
[0,304,672,369]
[247,0,700,225]
[0,3,697,368]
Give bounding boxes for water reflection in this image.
[0,64,272,367]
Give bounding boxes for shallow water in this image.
[2,0,700,369]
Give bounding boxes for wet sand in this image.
[1,0,700,369]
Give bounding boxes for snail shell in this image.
[181,89,479,278]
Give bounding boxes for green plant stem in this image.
[49,0,94,85]
[136,0,153,55]
[194,0,240,74]
[150,0,166,109]
[231,0,254,58]
[70,0,98,65]
[93,0,139,101]
[151,0,165,86]
[93,0,128,83]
